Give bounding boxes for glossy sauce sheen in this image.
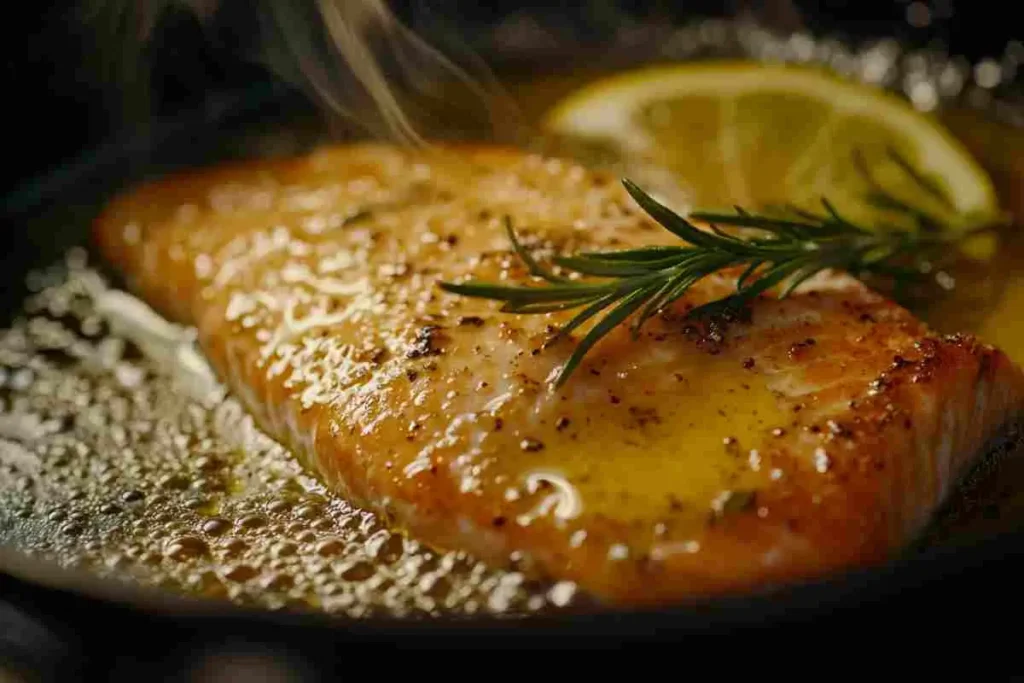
[93,143,1024,604]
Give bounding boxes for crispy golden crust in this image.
[93,142,1024,604]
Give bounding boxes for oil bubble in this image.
[165,536,209,561]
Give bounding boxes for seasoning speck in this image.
[519,438,544,452]
[814,447,832,473]
[711,489,757,518]
[607,544,629,561]
[548,581,577,607]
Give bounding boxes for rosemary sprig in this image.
[438,149,1003,387]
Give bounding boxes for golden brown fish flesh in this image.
[93,143,1024,605]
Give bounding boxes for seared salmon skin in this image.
[93,143,1024,605]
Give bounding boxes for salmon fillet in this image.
[92,142,1024,605]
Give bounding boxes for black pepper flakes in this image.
[458,316,485,327]
[787,338,817,360]
[555,417,571,431]
[406,325,448,359]
[826,420,851,438]
[742,357,755,369]
[628,406,661,428]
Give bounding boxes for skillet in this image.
[1,1,1023,676]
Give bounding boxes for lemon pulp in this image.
[542,61,1000,239]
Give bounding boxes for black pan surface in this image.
[1,1,1023,676]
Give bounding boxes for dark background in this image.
[0,0,1018,210]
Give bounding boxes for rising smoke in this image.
[81,0,523,145]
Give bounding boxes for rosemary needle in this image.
[439,149,1003,387]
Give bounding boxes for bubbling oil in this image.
[0,249,580,617]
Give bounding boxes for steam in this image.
[309,0,427,145]
[257,0,521,146]
[82,0,523,146]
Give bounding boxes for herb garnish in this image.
[439,149,1004,387]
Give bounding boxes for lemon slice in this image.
[542,61,1000,240]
